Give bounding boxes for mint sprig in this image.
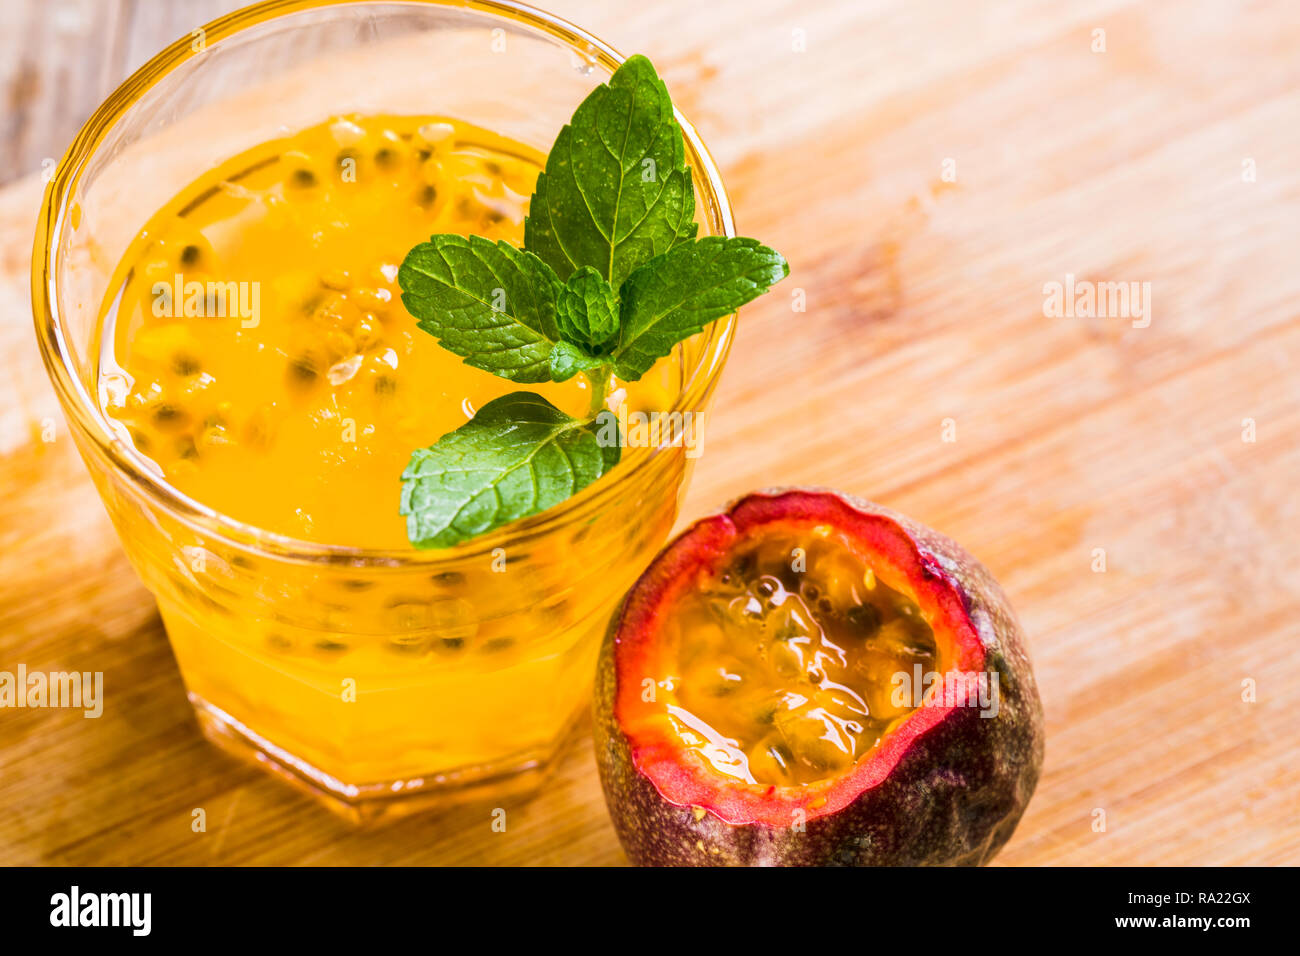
[556,267,620,351]
[612,236,790,380]
[548,340,609,384]
[398,54,789,548]
[398,235,563,383]
[401,393,619,548]
[524,55,698,287]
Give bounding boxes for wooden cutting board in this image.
[1,0,1298,865]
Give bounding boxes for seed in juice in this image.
[536,597,570,626]
[289,167,318,189]
[819,556,867,609]
[746,738,794,783]
[434,636,466,654]
[713,566,746,597]
[171,352,201,376]
[352,313,383,349]
[775,701,857,775]
[748,694,781,727]
[726,550,757,583]
[266,632,294,652]
[877,617,921,653]
[415,184,438,208]
[175,436,198,460]
[845,602,882,635]
[373,133,404,170]
[287,355,319,386]
[768,600,816,643]
[151,403,189,429]
[726,593,765,627]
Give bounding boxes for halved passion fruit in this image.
[595,489,1044,866]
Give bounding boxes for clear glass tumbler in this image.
[33,0,736,820]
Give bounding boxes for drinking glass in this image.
[33,0,736,819]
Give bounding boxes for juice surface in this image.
[96,114,675,548]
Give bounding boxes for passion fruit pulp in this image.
[669,536,939,786]
[594,489,1045,866]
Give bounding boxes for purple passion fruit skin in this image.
[594,488,1045,866]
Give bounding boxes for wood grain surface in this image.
[2,0,1298,865]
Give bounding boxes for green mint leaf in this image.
[401,392,621,548]
[548,341,608,383]
[396,52,792,549]
[524,54,698,288]
[612,236,789,380]
[556,266,620,350]
[398,235,563,383]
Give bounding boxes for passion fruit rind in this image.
[594,488,1044,866]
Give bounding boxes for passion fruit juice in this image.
[91,115,683,804]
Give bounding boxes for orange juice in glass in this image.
[34,1,736,818]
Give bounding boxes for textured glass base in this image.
[190,693,573,823]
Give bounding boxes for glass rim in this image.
[32,0,738,568]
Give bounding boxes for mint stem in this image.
[585,367,611,419]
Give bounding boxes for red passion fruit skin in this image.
[594,488,1045,866]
